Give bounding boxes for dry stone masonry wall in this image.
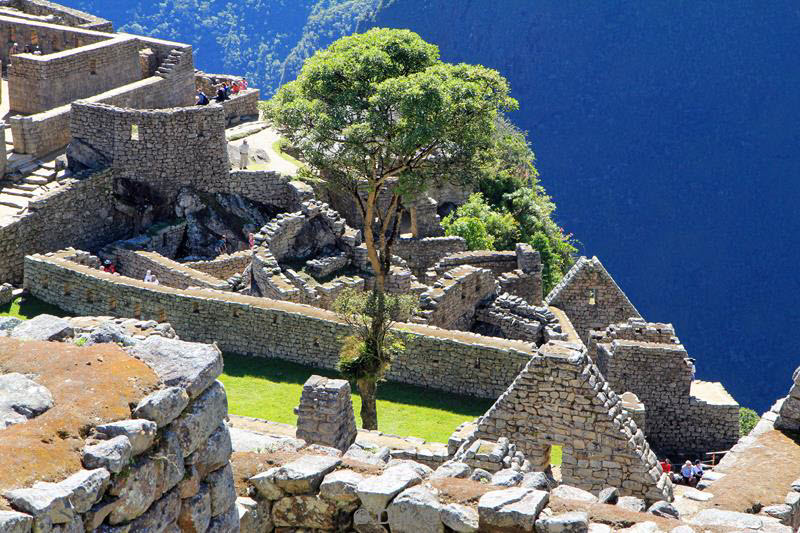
[412,265,497,330]
[295,375,357,452]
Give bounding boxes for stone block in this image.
[535,511,589,533]
[356,468,422,516]
[208,503,240,533]
[272,495,338,529]
[319,469,364,507]
[441,503,479,532]
[96,419,157,455]
[82,436,132,474]
[10,315,74,341]
[4,484,74,526]
[57,468,111,514]
[0,373,54,429]
[169,380,228,456]
[206,463,236,517]
[272,455,341,495]
[551,484,597,503]
[387,485,444,533]
[478,488,549,532]
[0,510,34,533]
[133,386,190,428]
[178,484,211,533]
[187,423,233,478]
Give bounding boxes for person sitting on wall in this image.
[196,90,209,105]
[660,458,672,474]
[680,460,695,486]
[102,260,116,274]
[232,80,241,95]
[215,85,229,102]
[144,270,157,283]
[242,78,248,89]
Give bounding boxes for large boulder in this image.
[82,436,132,474]
[551,485,597,502]
[0,511,33,533]
[272,495,339,529]
[357,467,422,516]
[95,419,157,455]
[133,386,190,428]
[319,469,364,508]
[387,485,444,533]
[478,487,549,531]
[170,380,228,456]
[271,455,342,494]
[10,315,73,341]
[441,503,479,532]
[0,373,54,429]
[689,509,764,530]
[535,511,590,533]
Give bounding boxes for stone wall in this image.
[111,248,231,291]
[295,375,357,452]
[775,366,800,432]
[218,88,260,126]
[474,340,673,503]
[589,318,680,377]
[413,265,497,330]
[0,169,128,284]
[596,339,739,458]
[545,256,641,344]
[0,332,236,532]
[15,0,112,30]
[70,101,229,204]
[24,251,534,399]
[0,13,109,67]
[9,34,142,114]
[393,235,466,277]
[185,250,253,281]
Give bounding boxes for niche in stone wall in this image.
[130,124,140,141]
[89,59,97,75]
[588,288,597,306]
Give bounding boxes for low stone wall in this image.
[25,251,533,399]
[393,235,466,277]
[295,375,357,452]
[413,265,497,330]
[111,248,230,290]
[776,366,800,432]
[212,170,312,211]
[218,89,260,126]
[16,0,112,30]
[429,250,519,278]
[0,332,236,532]
[0,170,129,284]
[185,250,252,280]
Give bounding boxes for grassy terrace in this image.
[220,353,493,444]
[1,295,67,320]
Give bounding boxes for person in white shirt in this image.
[239,140,249,170]
[681,460,695,486]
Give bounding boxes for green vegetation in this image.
[219,353,492,443]
[271,138,306,170]
[0,295,67,320]
[441,115,577,295]
[266,28,515,430]
[739,407,760,436]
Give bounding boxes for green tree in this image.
[333,289,416,430]
[266,28,515,429]
[739,407,759,437]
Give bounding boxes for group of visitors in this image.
[659,458,705,486]
[195,78,248,106]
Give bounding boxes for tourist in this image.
[215,84,229,102]
[196,90,209,106]
[660,458,672,474]
[102,260,115,274]
[232,80,241,95]
[680,460,695,486]
[692,459,704,482]
[242,78,248,89]
[224,81,231,97]
[9,42,18,63]
[239,139,249,170]
[144,270,156,283]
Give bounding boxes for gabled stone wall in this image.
[473,340,672,503]
[545,256,641,344]
[413,265,497,330]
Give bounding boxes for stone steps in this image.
[23,175,49,185]
[0,193,27,209]
[1,187,34,198]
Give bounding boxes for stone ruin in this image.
[295,375,358,452]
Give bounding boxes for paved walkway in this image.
[227,122,300,177]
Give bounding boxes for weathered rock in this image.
[83,322,134,347]
[155,428,187,496]
[0,316,22,331]
[469,469,492,483]
[82,436,132,474]
[762,504,792,524]
[272,455,342,494]
[169,380,228,456]
[617,496,647,512]
[0,284,13,306]
[319,469,364,506]
[177,484,211,533]
[441,503,479,532]
[478,488,549,531]
[304,444,343,457]
[208,504,240,533]
[668,527,694,533]
[431,462,471,480]
[520,471,555,491]
[272,495,338,529]
[648,501,680,519]
[682,488,713,502]
[550,485,597,503]
[4,484,74,525]
[385,460,432,479]
[10,315,74,341]
[357,467,422,516]
[206,463,236,517]
[230,427,306,453]
[0,510,34,533]
[178,465,201,499]
[133,387,190,428]
[237,496,272,533]
[344,445,391,466]
[791,478,800,492]
[83,498,121,531]
[250,468,285,500]
[598,487,619,505]
[66,137,110,171]
[618,522,661,533]
[387,485,444,533]
[0,373,54,429]
[57,469,111,514]
[491,469,523,487]
[588,524,613,533]
[124,488,181,532]
[187,423,232,478]
[96,419,157,455]
[51,513,84,532]
[129,336,223,399]
[535,511,590,533]
[689,509,764,529]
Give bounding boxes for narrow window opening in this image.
[133,303,142,319]
[130,124,140,141]
[588,288,597,306]
[162,232,168,248]
[63,283,71,297]
[89,59,97,75]
[109,298,117,311]
[158,309,167,322]
[86,289,93,303]
[192,302,200,314]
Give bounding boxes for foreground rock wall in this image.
[0,331,237,532]
[25,251,533,399]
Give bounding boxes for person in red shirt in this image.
[102,260,115,274]
[660,458,672,474]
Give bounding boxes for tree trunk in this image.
[357,378,378,430]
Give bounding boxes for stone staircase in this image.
[155,49,187,78]
[0,160,65,212]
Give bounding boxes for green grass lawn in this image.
[0,295,67,319]
[220,353,493,444]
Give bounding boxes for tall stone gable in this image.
[545,256,641,343]
[474,340,672,503]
